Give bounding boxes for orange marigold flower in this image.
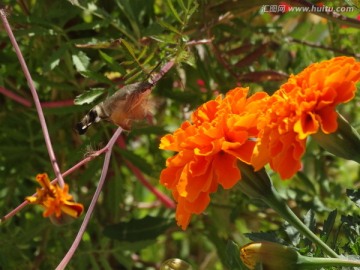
[26,173,84,223]
[252,56,360,179]
[160,87,268,229]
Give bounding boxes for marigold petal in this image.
[294,111,319,140]
[61,202,84,218]
[175,192,211,230]
[159,134,176,150]
[270,133,306,179]
[191,100,220,125]
[213,153,240,188]
[25,196,38,203]
[317,106,338,134]
[36,173,52,190]
[160,166,181,189]
[175,202,192,230]
[178,157,213,201]
[194,137,223,156]
[251,132,271,171]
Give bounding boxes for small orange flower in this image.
[252,56,360,179]
[160,87,268,229]
[26,173,84,222]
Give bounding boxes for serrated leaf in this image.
[347,189,360,208]
[244,231,284,243]
[103,216,172,242]
[322,209,337,240]
[74,88,105,105]
[304,209,316,232]
[341,215,360,243]
[72,51,90,72]
[284,224,301,246]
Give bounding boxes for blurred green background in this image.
[0,0,360,269]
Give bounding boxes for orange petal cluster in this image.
[252,56,360,179]
[160,87,268,229]
[26,173,84,220]
[160,56,360,229]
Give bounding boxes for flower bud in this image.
[240,242,300,270]
[240,242,360,269]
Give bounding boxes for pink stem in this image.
[0,86,32,107]
[151,59,175,85]
[116,136,175,209]
[41,100,74,108]
[56,128,123,270]
[0,86,75,108]
[0,10,65,187]
[125,160,175,209]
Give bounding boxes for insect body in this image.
[76,59,175,134]
[76,81,153,134]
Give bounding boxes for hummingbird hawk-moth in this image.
[76,60,174,134]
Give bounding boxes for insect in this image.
[76,81,153,134]
[76,60,175,134]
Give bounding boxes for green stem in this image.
[299,255,360,269]
[263,186,340,259]
[237,163,340,259]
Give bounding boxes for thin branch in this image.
[0,86,32,107]
[150,59,175,85]
[0,9,66,187]
[56,128,123,270]
[0,86,75,108]
[124,160,176,209]
[0,139,108,223]
[287,37,360,58]
[41,100,74,108]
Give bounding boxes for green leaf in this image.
[121,39,137,61]
[99,50,126,74]
[166,0,183,24]
[347,189,360,208]
[80,70,114,84]
[157,20,182,35]
[103,216,173,242]
[226,241,245,270]
[177,0,186,10]
[74,88,105,105]
[99,50,114,64]
[244,231,283,243]
[322,209,337,241]
[72,51,90,72]
[43,45,69,72]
